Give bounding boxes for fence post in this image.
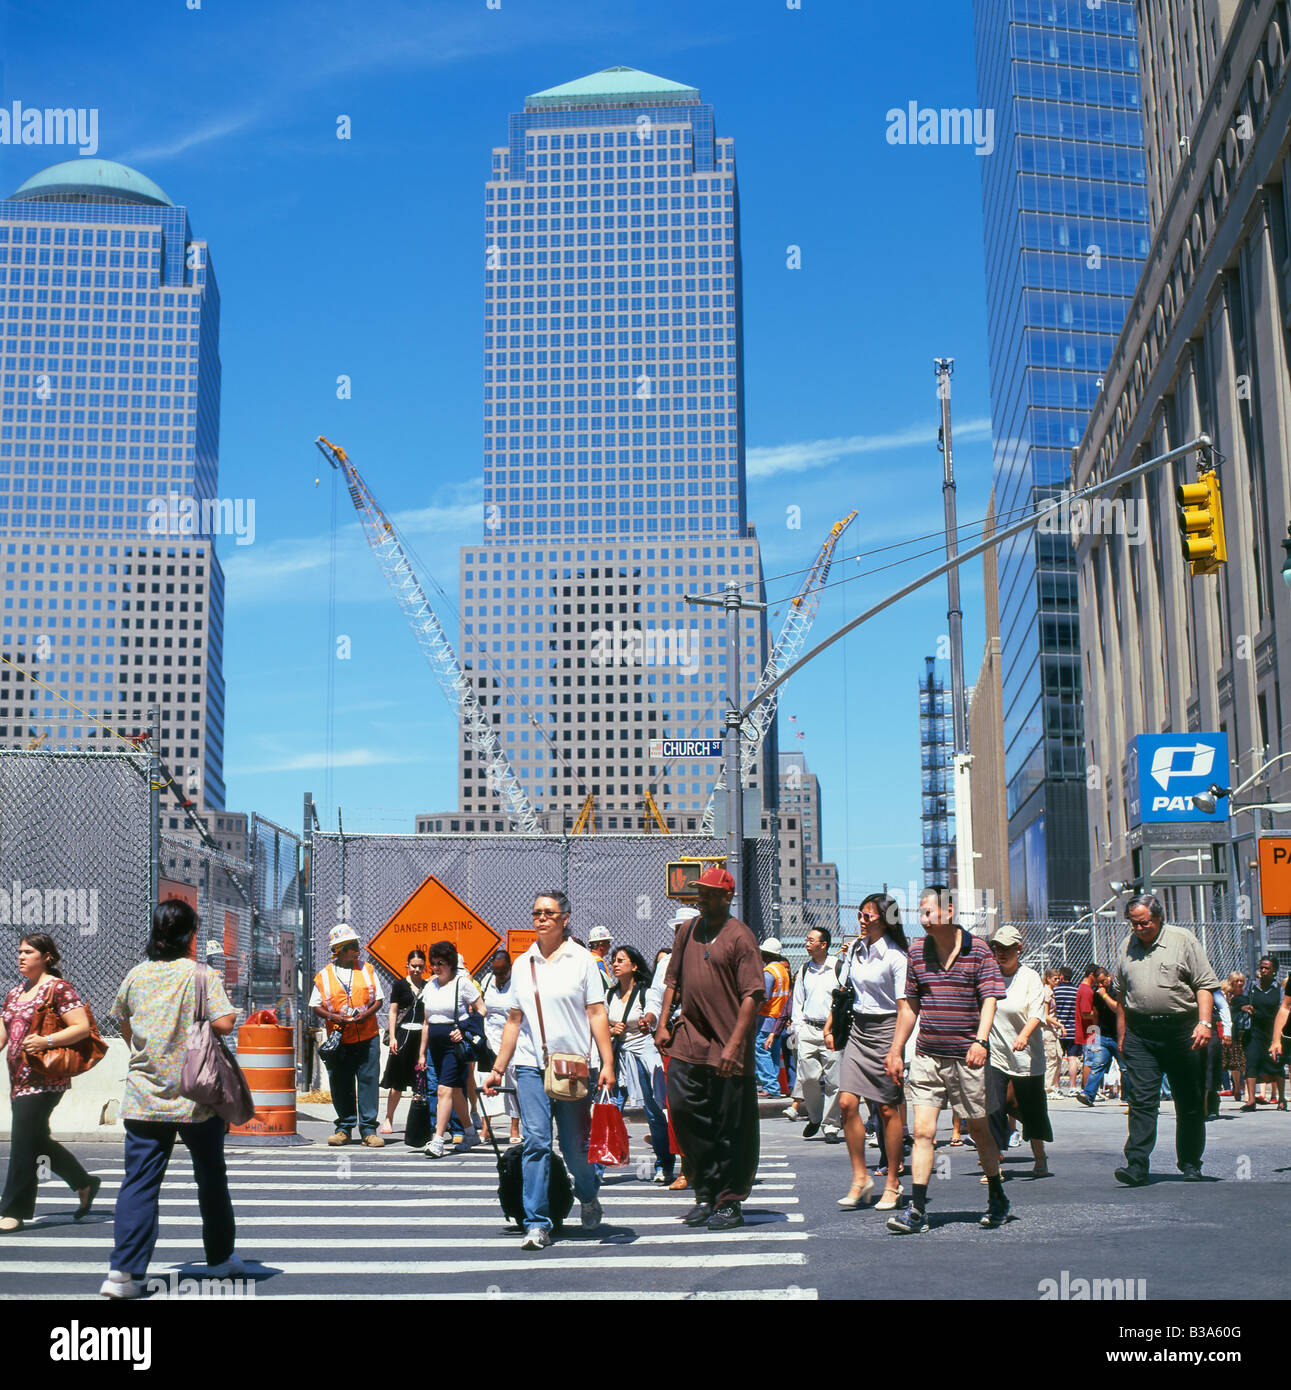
[147,706,160,915]
[302,792,315,1092]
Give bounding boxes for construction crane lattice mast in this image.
[315,437,541,836]
[701,510,858,833]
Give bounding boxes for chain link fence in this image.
[0,749,150,1035]
[306,829,775,993]
[249,814,304,1024]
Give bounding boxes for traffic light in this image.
[1175,468,1226,576]
[666,857,726,903]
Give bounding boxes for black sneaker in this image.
[802,1122,821,1139]
[1075,1092,1094,1107]
[706,1202,744,1231]
[1114,1166,1150,1187]
[981,1191,1012,1228]
[681,1201,714,1227]
[1178,1163,1204,1181]
[886,1202,928,1235]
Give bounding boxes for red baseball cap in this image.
[696,865,735,893]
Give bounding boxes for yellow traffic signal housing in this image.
[1175,470,1226,576]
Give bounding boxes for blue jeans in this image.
[325,1033,380,1137]
[112,1115,234,1277]
[615,1052,674,1176]
[515,1065,600,1231]
[754,1019,786,1095]
[1082,1037,1120,1101]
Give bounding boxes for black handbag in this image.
[827,943,859,1044]
[450,978,496,1072]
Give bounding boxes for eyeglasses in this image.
[532,909,562,919]
[859,913,880,924]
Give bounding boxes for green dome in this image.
[11,159,173,207]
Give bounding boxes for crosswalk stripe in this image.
[0,1230,807,1250]
[0,1252,807,1275]
[76,1161,794,1174]
[37,1195,800,1208]
[59,1181,797,1194]
[0,1287,821,1301]
[16,1211,804,1228]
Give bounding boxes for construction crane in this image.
[315,437,541,836]
[701,510,858,833]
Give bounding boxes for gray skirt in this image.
[839,1013,902,1105]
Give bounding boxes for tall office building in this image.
[973,1,1149,916]
[459,67,770,829]
[919,656,954,883]
[0,159,226,808]
[775,750,839,953]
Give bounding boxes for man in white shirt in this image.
[791,927,844,1141]
[643,906,698,1032]
[484,890,615,1251]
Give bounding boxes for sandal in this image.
[668,1174,689,1191]
[75,1175,102,1220]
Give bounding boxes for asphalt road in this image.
[1,1092,1286,1303]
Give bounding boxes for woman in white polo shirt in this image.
[483,890,615,1251]
[827,893,909,1211]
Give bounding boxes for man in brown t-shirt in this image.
[655,865,765,1231]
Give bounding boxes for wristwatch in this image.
[972,1038,989,1049]
[1198,1020,1213,1030]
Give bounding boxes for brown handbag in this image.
[531,957,590,1101]
[28,983,108,1082]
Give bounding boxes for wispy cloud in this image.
[118,109,265,166]
[223,486,481,603]
[747,417,993,480]
[229,746,412,775]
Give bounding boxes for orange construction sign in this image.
[1257,836,1291,915]
[366,876,501,979]
[506,927,538,959]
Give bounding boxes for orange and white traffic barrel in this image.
[229,1021,308,1145]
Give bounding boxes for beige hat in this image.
[760,937,783,956]
[329,923,360,954]
[991,924,1023,948]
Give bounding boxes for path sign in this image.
[367,876,501,978]
[650,737,723,759]
[1257,836,1291,915]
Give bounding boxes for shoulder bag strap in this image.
[193,960,208,1023]
[530,956,549,1065]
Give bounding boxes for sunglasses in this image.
[532,909,562,919]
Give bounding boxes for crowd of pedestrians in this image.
[1,886,1286,1292]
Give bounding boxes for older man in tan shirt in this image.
[1112,894,1221,1186]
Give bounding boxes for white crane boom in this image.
[701,510,857,833]
[315,436,541,836]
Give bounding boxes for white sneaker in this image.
[823,1127,845,1144]
[1007,1131,1022,1149]
[783,1103,803,1121]
[521,1226,550,1250]
[203,1254,244,1278]
[423,1134,448,1159]
[580,1198,603,1230]
[99,1270,142,1300]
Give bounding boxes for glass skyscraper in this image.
[459,67,769,828]
[0,159,226,807]
[973,0,1148,916]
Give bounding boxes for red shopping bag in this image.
[588,1090,631,1166]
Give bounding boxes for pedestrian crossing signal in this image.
[666,857,726,903]
[1175,469,1226,576]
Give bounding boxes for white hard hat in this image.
[589,925,612,943]
[670,906,699,929]
[329,923,360,953]
[760,937,783,955]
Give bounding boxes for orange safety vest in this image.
[759,960,792,1019]
[315,962,379,1044]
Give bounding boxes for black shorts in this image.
[1061,1039,1082,1058]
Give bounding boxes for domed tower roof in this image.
[10,159,173,207]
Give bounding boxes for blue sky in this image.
[2,0,1002,903]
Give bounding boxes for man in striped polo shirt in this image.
[884,886,1010,1234]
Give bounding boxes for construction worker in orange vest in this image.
[310,924,386,1147]
[754,938,793,1098]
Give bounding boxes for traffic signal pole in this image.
[740,434,1214,728]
